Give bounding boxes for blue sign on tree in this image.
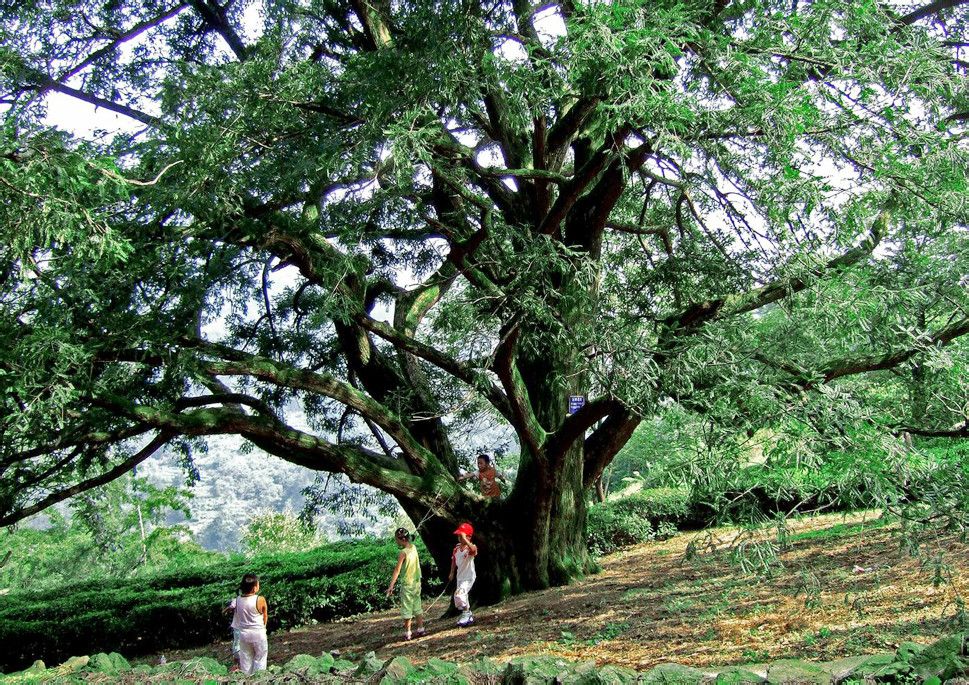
[568,395,586,415]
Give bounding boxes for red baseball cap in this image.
[453,522,474,537]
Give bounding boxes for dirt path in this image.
[155,512,968,671]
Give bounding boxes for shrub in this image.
[0,537,439,674]
[241,511,322,555]
[610,488,692,525]
[587,488,692,556]
[587,502,654,556]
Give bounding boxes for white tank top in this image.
[231,595,265,631]
[453,545,476,583]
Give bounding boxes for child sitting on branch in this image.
[458,453,503,498]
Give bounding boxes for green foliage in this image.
[587,489,690,556]
[608,406,969,542]
[0,475,207,593]
[2,632,966,683]
[603,412,698,493]
[86,652,130,677]
[0,537,438,673]
[901,440,969,533]
[586,504,653,557]
[0,125,132,263]
[240,511,323,555]
[610,488,693,524]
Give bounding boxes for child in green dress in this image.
[386,527,426,640]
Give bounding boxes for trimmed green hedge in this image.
[0,538,439,674]
[587,488,691,556]
[587,465,876,557]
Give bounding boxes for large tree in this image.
[1,0,967,598]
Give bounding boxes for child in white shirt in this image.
[229,573,269,675]
[448,522,477,627]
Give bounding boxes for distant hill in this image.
[137,434,390,550]
[137,406,518,550]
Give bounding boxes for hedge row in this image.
[587,488,692,556]
[0,538,440,674]
[586,472,870,557]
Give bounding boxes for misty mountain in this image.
[137,434,398,550]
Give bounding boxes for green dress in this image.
[399,544,423,619]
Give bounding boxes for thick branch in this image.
[188,0,249,60]
[0,431,173,527]
[756,316,969,389]
[568,141,654,251]
[483,90,530,170]
[538,127,631,236]
[898,420,969,438]
[493,323,547,458]
[44,82,159,126]
[349,0,393,49]
[546,397,624,464]
[174,393,279,418]
[476,166,570,184]
[665,209,888,333]
[0,424,151,469]
[582,408,641,489]
[195,343,442,475]
[108,400,457,506]
[356,315,514,423]
[899,0,969,25]
[816,316,969,385]
[46,4,189,94]
[545,97,601,170]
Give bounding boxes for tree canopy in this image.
[1,0,967,593]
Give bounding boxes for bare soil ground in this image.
[155,512,968,671]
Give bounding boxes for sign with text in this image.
[567,395,586,415]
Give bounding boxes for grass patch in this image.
[663,596,696,614]
[559,622,630,648]
[787,517,892,543]
[621,587,652,601]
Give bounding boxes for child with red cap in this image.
[448,522,477,627]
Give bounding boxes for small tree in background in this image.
[241,511,322,556]
[0,474,203,591]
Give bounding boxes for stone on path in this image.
[641,662,707,684]
[764,658,830,684]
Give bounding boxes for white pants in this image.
[238,628,268,675]
[453,577,475,611]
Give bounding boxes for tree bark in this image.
[411,474,594,605]
[594,477,607,504]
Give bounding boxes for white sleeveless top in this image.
[453,545,476,583]
[231,595,265,631]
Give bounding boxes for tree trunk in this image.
[411,446,595,606]
[405,279,601,605]
[594,477,607,503]
[422,503,593,605]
